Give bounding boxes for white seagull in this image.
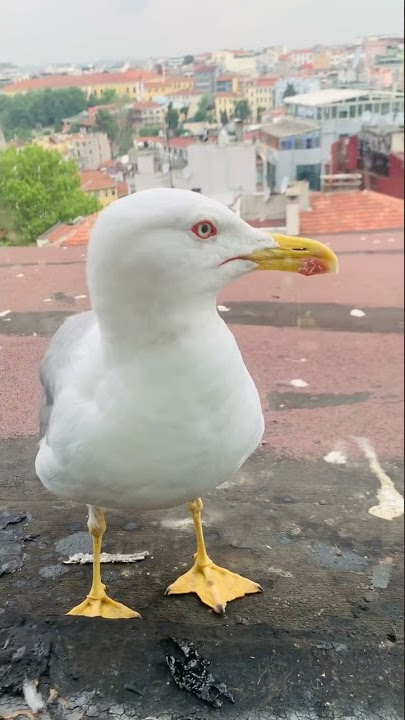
[36,188,338,619]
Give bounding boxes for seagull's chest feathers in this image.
[43,315,264,508]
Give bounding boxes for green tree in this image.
[0,145,99,245]
[139,126,160,137]
[257,106,265,121]
[95,109,119,143]
[0,87,88,139]
[99,88,118,104]
[234,100,251,121]
[220,110,229,125]
[165,102,179,132]
[180,105,189,120]
[282,83,297,100]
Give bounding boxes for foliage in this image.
[95,109,119,143]
[139,126,160,137]
[166,102,179,132]
[180,105,189,119]
[234,99,251,121]
[282,83,297,99]
[0,144,99,245]
[183,55,194,65]
[257,106,266,121]
[220,110,229,125]
[0,88,87,139]
[191,95,211,122]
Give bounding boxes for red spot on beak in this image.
[299,258,328,276]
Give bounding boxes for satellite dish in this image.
[280,177,289,194]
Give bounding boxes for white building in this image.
[184,143,257,202]
[284,88,404,172]
[258,119,322,192]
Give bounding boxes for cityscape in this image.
[0,33,403,246]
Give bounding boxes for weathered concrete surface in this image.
[0,439,403,719]
[0,231,404,718]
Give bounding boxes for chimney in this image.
[285,187,300,235]
[234,119,243,142]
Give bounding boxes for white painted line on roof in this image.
[217,304,230,312]
[0,310,11,317]
[350,309,366,318]
[354,437,404,521]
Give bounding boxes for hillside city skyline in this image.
[0,0,402,66]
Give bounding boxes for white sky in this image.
[0,0,402,66]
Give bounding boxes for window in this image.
[296,162,321,190]
[294,137,302,149]
[281,138,293,150]
[105,192,109,198]
[381,103,390,114]
[331,106,337,118]
[324,107,330,120]
[316,108,322,120]
[339,107,348,118]
[357,104,363,116]
[305,137,313,149]
[349,105,356,118]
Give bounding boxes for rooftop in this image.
[0,220,403,716]
[300,190,404,234]
[284,88,404,106]
[37,213,99,247]
[1,68,160,93]
[79,170,116,191]
[261,118,320,137]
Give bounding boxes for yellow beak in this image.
[245,234,339,276]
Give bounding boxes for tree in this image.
[165,102,179,133]
[191,95,212,122]
[0,145,99,245]
[282,83,297,100]
[234,100,251,122]
[139,126,160,137]
[0,88,87,139]
[220,110,229,125]
[95,109,119,143]
[100,88,118,104]
[257,106,266,122]
[183,55,194,65]
[180,105,189,120]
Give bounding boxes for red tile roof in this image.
[117,181,130,198]
[194,64,217,73]
[215,92,238,99]
[133,100,162,109]
[80,170,116,191]
[39,213,99,247]
[255,76,277,87]
[300,191,404,235]
[2,69,159,94]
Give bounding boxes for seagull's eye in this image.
[191,220,217,240]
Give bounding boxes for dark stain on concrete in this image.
[52,291,76,306]
[1,303,404,336]
[269,390,372,411]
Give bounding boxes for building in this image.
[258,118,322,191]
[144,76,194,100]
[1,69,159,100]
[246,77,276,121]
[131,101,165,128]
[284,88,405,172]
[288,49,314,68]
[36,132,111,170]
[184,142,257,201]
[214,93,238,123]
[193,65,219,96]
[80,170,118,207]
[211,50,257,76]
[215,75,241,94]
[359,126,404,199]
[164,90,203,119]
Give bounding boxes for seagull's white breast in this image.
[36,316,264,510]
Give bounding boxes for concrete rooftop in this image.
[0,228,403,719]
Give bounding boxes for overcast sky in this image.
[1,0,402,67]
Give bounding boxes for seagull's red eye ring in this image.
[191,220,217,240]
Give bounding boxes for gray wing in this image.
[39,311,96,440]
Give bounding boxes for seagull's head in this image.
[88,188,338,317]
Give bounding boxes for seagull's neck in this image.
[91,284,220,355]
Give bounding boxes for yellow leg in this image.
[165,498,262,613]
[67,507,140,619]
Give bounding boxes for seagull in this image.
[35,188,338,619]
